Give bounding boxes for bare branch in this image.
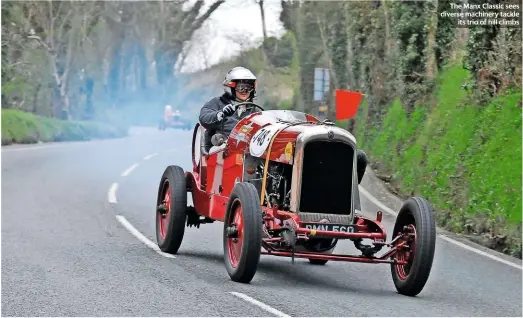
[190,0,224,35]
[27,35,52,52]
[57,9,73,45]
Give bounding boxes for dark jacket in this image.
[199,93,245,136]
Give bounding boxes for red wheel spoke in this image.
[159,183,171,240]
[395,224,417,280]
[227,201,244,268]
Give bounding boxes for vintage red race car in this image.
[155,90,436,297]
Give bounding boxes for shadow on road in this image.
[175,250,420,299]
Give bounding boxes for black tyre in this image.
[307,238,337,265]
[309,259,329,265]
[356,149,368,184]
[223,182,263,283]
[391,197,436,296]
[156,165,187,254]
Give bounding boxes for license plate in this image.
[302,223,356,233]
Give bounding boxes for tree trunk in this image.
[425,5,438,80]
[32,84,41,114]
[258,0,267,40]
[257,0,270,66]
[383,0,392,56]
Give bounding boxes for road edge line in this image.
[438,234,522,270]
[358,185,522,270]
[115,215,176,259]
[121,163,139,177]
[229,292,290,317]
[358,185,397,216]
[108,183,118,204]
[143,153,158,160]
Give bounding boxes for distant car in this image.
[159,108,192,131]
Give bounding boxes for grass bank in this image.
[347,64,522,258]
[2,109,128,145]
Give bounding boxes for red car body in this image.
[189,111,323,220]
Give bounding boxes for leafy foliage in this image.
[361,65,522,258]
[274,0,521,257]
[1,0,224,123]
[2,109,127,145]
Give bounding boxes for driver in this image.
[198,66,257,137]
[164,105,173,118]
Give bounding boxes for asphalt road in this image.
[2,127,522,317]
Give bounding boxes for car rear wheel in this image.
[223,182,263,283]
[306,238,337,265]
[390,197,436,296]
[309,259,329,265]
[156,165,187,254]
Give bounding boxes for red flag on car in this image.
[335,89,364,121]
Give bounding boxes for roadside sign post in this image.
[313,68,330,120]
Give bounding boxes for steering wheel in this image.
[233,101,265,113]
[215,102,264,147]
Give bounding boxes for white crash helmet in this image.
[165,105,172,112]
[223,66,257,101]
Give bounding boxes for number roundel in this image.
[249,124,285,157]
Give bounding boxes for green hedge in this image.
[1,109,128,145]
[350,64,522,258]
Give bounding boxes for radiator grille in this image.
[299,140,354,215]
[297,212,351,224]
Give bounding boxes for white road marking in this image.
[116,215,176,259]
[108,183,118,204]
[230,292,290,317]
[439,235,522,270]
[1,144,76,152]
[358,185,397,216]
[121,163,139,177]
[359,185,522,270]
[143,153,158,160]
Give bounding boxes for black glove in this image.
[216,104,236,121]
[222,104,236,116]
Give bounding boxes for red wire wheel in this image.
[227,199,244,268]
[156,165,187,254]
[158,182,171,240]
[223,182,263,283]
[391,197,437,297]
[394,224,417,280]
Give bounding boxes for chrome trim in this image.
[290,125,358,223]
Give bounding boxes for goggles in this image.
[235,81,255,94]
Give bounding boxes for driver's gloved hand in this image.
[216,104,236,121]
[222,104,236,116]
